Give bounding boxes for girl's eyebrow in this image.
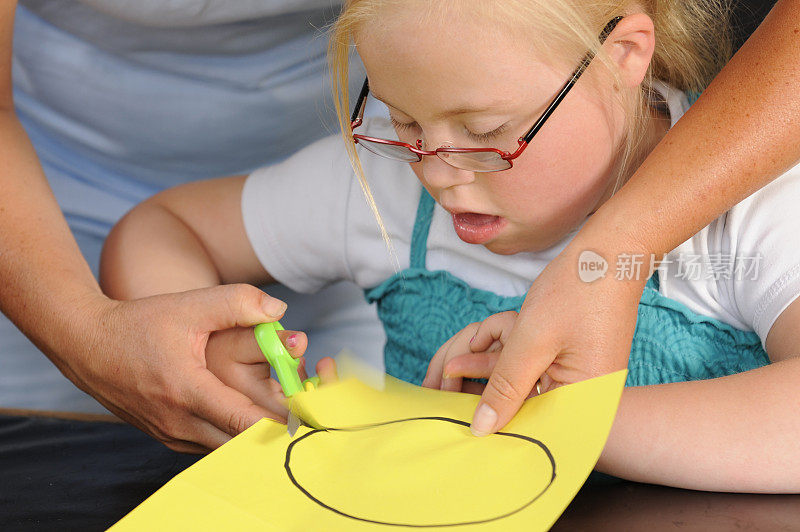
[371,91,506,120]
[370,92,418,117]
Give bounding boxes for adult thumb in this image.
[183,284,287,332]
[469,344,549,437]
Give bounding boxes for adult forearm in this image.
[582,0,800,257]
[0,110,107,365]
[597,359,800,493]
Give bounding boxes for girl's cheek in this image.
[409,161,425,183]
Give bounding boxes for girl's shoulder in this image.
[240,116,419,294]
[658,162,800,345]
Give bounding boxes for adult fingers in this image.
[538,372,557,394]
[183,284,287,332]
[180,417,237,450]
[471,324,555,437]
[190,370,284,440]
[163,440,212,455]
[211,360,288,421]
[90,366,234,452]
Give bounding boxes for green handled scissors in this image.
[254,321,318,436]
[254,321,319,397]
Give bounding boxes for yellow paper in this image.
[113,370,626,531]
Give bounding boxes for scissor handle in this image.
[254,322,318,397]
[255,321,302,397]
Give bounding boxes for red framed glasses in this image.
[350,16,622,172]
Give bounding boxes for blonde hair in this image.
[328,0,732,250]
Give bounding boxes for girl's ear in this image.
[606,13,655,88]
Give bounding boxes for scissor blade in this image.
[287,411,301,437]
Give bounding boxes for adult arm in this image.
[471,0,800,435]
[0,1,286,453]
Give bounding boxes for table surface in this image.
[2,409,799,531]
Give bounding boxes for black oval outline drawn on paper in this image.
[284,416,556,528]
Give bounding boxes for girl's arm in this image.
[471,0,800,436]
[597,358,800,493]
[598,295,800,492]
[100,176,273,299]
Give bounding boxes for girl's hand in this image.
[468,243,645,437]
[422,311,518,395]
[205,327,309,422]
[297,355,339,386]
[206,325,339,421]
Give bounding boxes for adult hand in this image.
[64,283,294,453]
[466,241,646,437]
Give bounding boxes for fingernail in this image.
[470,403,497,437]
[469,334,476,344]
[264,299,287,317]
[286,334,299,348]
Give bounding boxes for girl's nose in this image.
[421,149,476,190]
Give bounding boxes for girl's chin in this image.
[482,238,526,256]
[482,227,566,256]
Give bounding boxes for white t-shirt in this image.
[242,83,800,351]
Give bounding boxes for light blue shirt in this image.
[13,0,363,236]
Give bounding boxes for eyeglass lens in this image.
[357,138,511,172]
[438,150,511,171]
[358,139,421,162]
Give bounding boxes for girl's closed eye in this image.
[389,116,420,134]
[465,123,508,143]
[391,115,510,145]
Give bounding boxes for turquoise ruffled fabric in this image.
[365,189,769,386]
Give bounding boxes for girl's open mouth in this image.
[452,212,507,245]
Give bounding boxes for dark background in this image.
[731,0,776,49]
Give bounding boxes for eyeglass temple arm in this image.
[519,16,623,145]
[350,77,371,127]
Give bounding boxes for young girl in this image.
[101,1,800,492]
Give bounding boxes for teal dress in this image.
[365,189,770,388]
